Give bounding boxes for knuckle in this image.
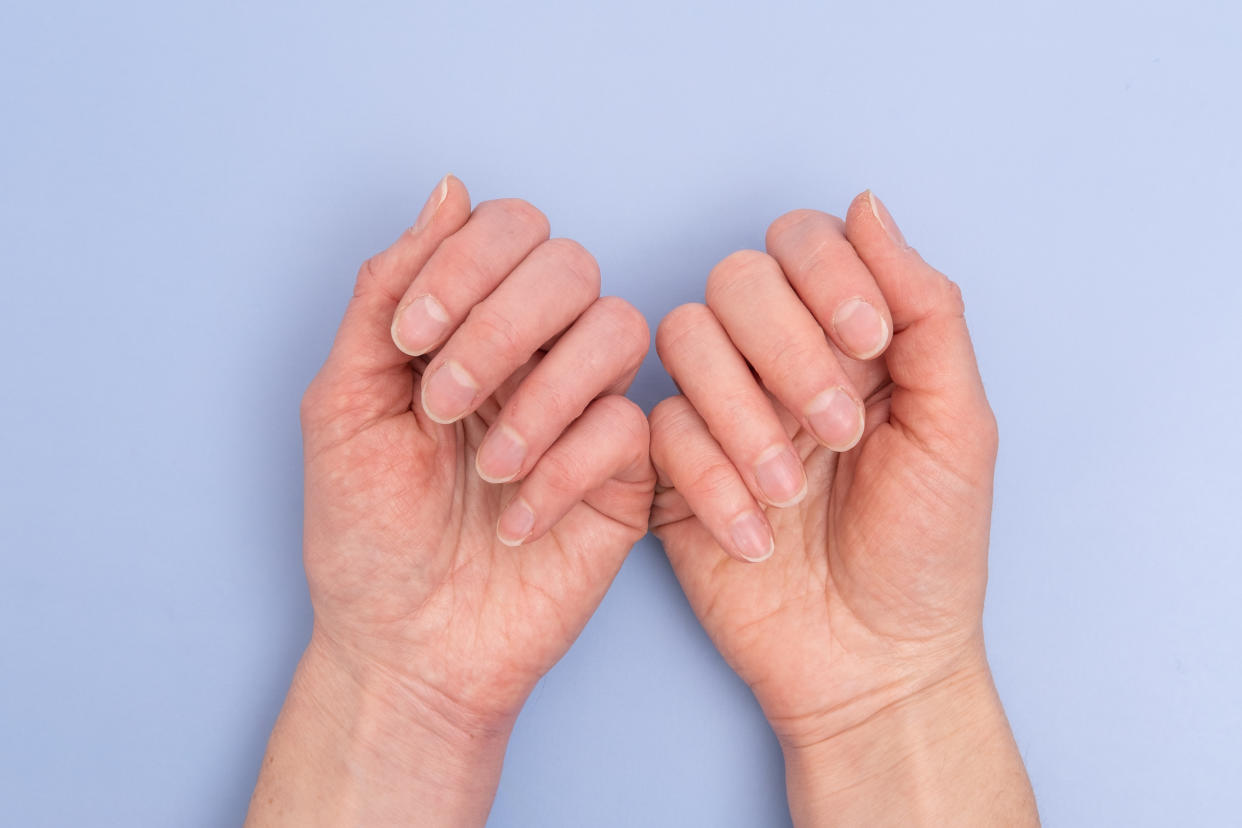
[536,449,586,496]
[465,305,527,363]
[758,337,829,390]
[593,395,650,468]
[706,249,779,308]
[765,208,842,252]
[655,302,714,359]
[715,385,763,423]
[478,198,550,238]
[299,376,325,426]
[648,396,698,465]
[975,402,999,456]
[648,395,693,437]
[594,394,649,443]
[434,235,487,287]
[591,297,650,361]
[687,460,742,500]
[353,255,385,300]
[518,370,575,420]
[940,277,966,316]
[541,238,601,295]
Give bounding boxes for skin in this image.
[246,176,654,826]
[649,191,1038,825]
[247,179,1037,826]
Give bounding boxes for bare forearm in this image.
[782,664,1038,827]
[245,631,512,827]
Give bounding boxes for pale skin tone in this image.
[247,179,1038,826]
[650,193,1037,825]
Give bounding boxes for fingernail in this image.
[421,360,479,423]
[867,190,907,248]
[805,387,864,451]
[392,294,450,356]
[497,497,536,546]
[411,175,450,234]
[832,298,889,359]
[476,424,527,483]
[729,511,774,562]
[754,445,807,507]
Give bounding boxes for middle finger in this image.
[420,238,601,423]
[705,250,866,452]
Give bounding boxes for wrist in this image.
[246,628,515,827]
[313,629,513,755]
[780,657,1037,826]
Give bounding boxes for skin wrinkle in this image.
[301,367,414,459]
[355,256,405,306]
[762,672,914,747]
[641,194,1036,827]
[251,183,1036,826]
[728,587,820,641]
[789,233,847,287]
[306,627,510,749]
[794,675,998,819]
[788,661,986,754]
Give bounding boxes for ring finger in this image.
[655,301,807,508]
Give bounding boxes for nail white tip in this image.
[853,315,891,361]
[475,457,517,485]
[422,406,462,425]
[766,478,808,509]
[866,189,883,223]
[432,175,450,208]
[419,384,461,424]
[392,331,428,358]
[496,525,533,547]
[741,537,776,563]
[822,415,867,453]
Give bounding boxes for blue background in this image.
[2,1,1239,825]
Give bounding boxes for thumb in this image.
[844,191,997,463]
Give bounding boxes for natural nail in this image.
[754,445,807,507]
[421,360,479,423]
[867,190,907,248]
[497,497,536,546]
[392,294,450,356]
[805,387,864,451]
[729,511,774,562]
[411,175,450,234]
[833,298,889,359]
[476,424,528,483]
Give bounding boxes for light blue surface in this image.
[2,1,1240,825]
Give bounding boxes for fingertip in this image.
[765,208,842,253]
[846,189,875,228]
[391,293,451,357]
[805,387,866,453]
[440,173,471,217]
[496,496,536,547]
[831,297,892,361]
[475,423,527,484]
[847,189,918,256]
[408,173,471,238]
[728,510,775,563]
[420,360,480,424]
[753,444,808,508]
